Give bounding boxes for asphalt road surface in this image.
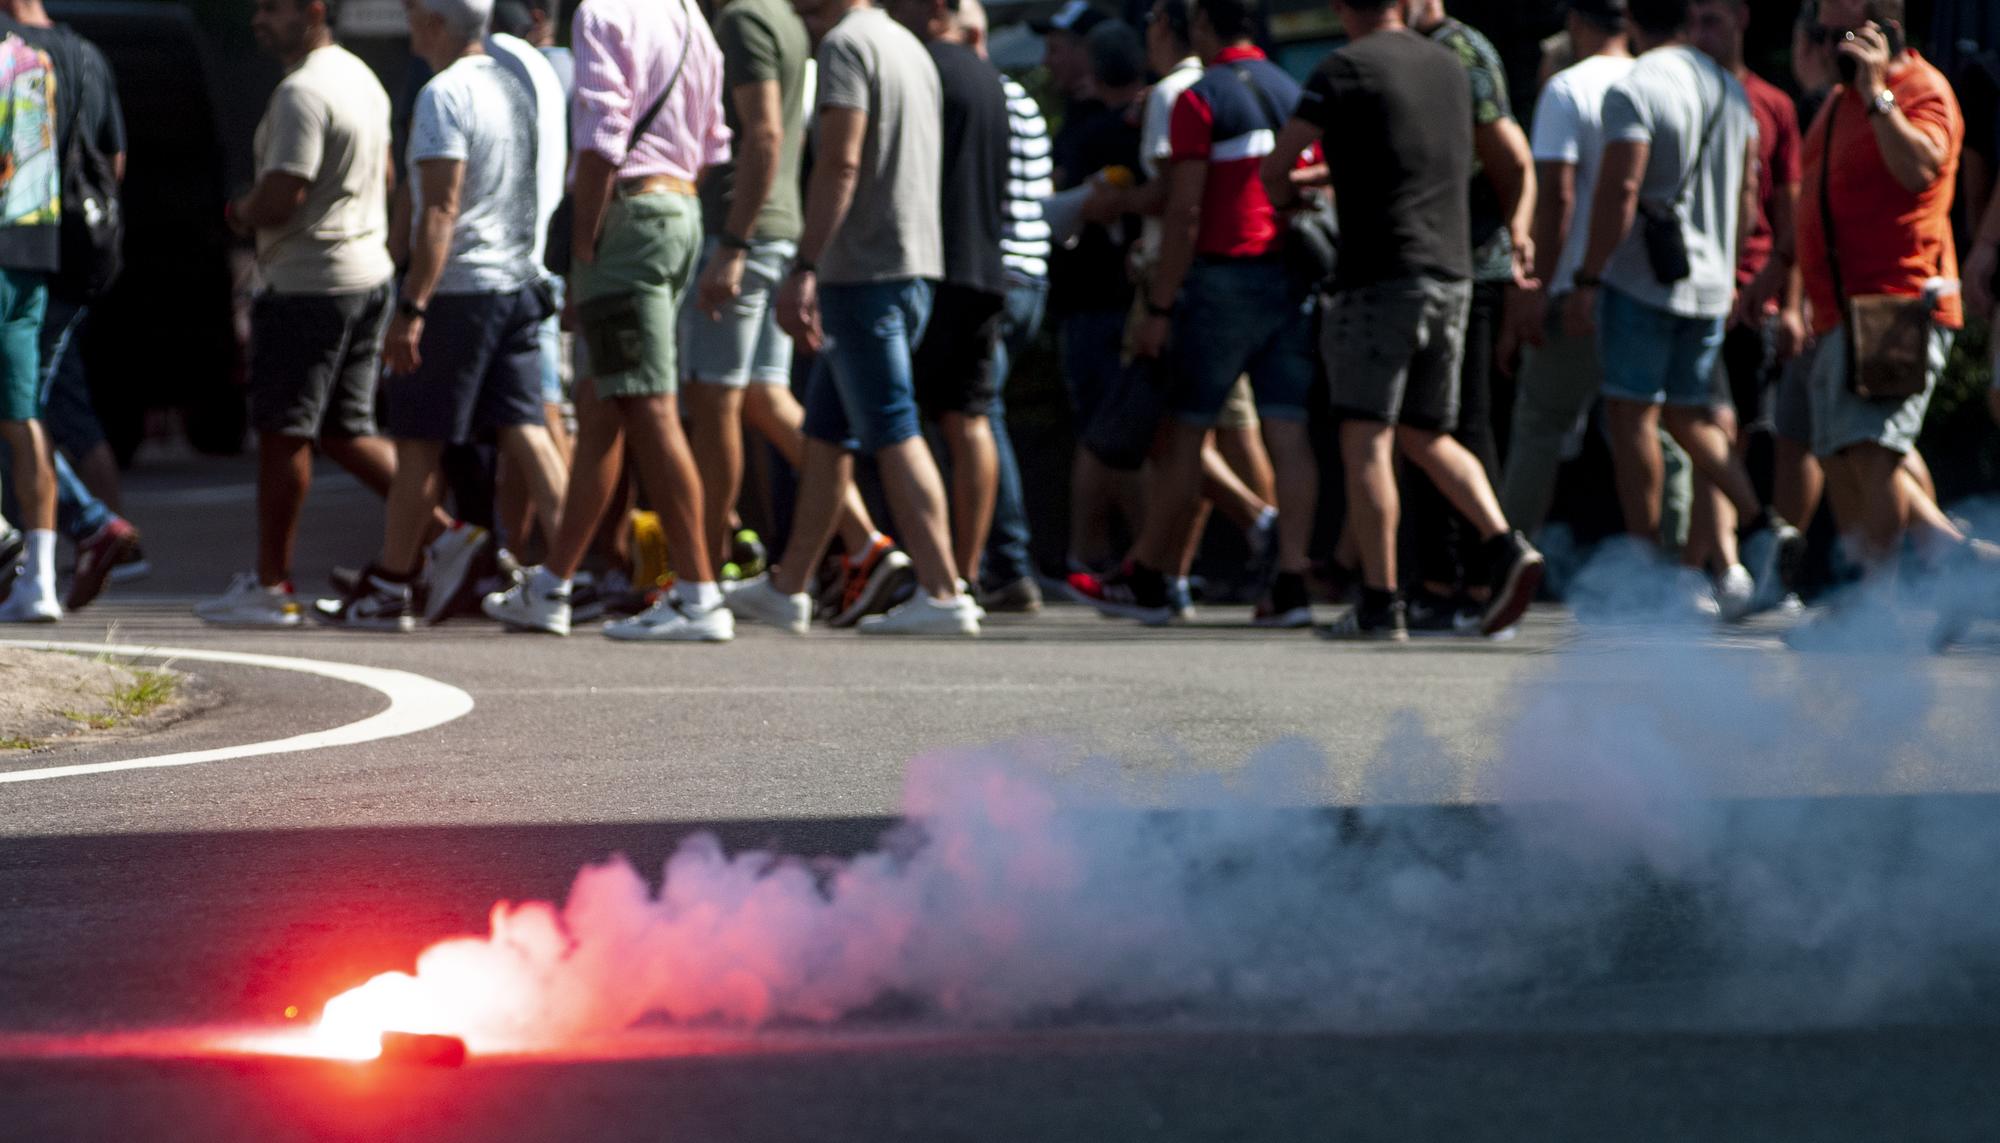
[2,453,1998,1141]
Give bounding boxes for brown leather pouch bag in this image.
[1843,294,1932,400]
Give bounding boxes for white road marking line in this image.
[478,683,1085,696]
[0,641,474,784]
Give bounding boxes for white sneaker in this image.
[423,524,492,625]
[481,568,571,635]
[857,593,981,637]
[958,579,987,621]
[1676,567,1721,619]
[0,587,60,623]
[726,576,811,635]
[603,595,735,643]
[195,573,302,628]
[1715,564,1756,623]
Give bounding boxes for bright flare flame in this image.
[306,973,454,1060]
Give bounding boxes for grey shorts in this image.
[1772,349,1813,446]
[248,285,390,438]
[1324,276,1470,431]
[679,236,796,388]
[1804,322,1954,458]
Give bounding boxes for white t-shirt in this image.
[1530,52,1634,297]
[408,54,540,295]
[1135,55,1203,264]
[253,45,393,294]
[1598,45,1756,319]
[486,33,568,273]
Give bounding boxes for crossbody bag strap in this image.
[1817,97,1845,307]
[628,0,695,149]
[1668,54,1727,210]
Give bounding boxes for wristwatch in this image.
[396,297,427,321]
[789,258,817,278]
[1868,88,1898,118]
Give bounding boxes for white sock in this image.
[678,581,722,611]
[1251,506,1277,535]
[854,532,887,562]
[1171,575,1190,594]
[533,566,571,593]
[27,529,55,597]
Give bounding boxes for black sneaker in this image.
[1406,589,1481,636]
[1481,531,1545,637]
[1065,562,1172,625]
[312,571,415,632]
[0,524,21,571]
[1253,571,1313,628]
[1317,597,1408,643]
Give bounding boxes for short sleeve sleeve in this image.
[724,10,783,87]
[82,44,124,157]
[407,83,467,163]
[1140,83,1175,166]
[1601,81,1651,146]
[1167,87,1213,162]
[1898,71,1963,163]
[259,83,325,180]
[816,32,869,113]
[1530,79,1581,164]
[1292,64,1339,134]
[1463,31,1512,126]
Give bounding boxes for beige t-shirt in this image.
[253,45,393,295]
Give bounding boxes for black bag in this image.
[1232,65,1339,293]
[1638,56,1726,287]
[544,0,692,276]
[52,81,122,302]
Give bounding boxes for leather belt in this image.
[616,174,697,198]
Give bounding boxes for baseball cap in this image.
[1031,0,1111,36]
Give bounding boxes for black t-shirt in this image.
[928,40,1009,296]
[1295,29,1472,288]
[1048,97,1139,315]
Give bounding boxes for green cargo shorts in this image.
[571,190,700,399]
[0,268,48,422]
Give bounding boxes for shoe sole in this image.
[602,625,735,643]
[1062,583,1173,625]
[425,531,492,625]
[106,559,152,585]
[309,598,414,633]
[856,619,981,637]
[1315,623,1409,644]
[480,596,571,636]
[1482,554,1545,637]
[832,556,916,628]
[1251,606,1314,629]
[195,611,302,629]
[65,531,138,611]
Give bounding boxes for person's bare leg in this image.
[1214,423,1275,505]
[1394,426,1509,540]
[1775,437,1823,528]
[873,435,960,599]
[496,451,534,553]
[544,402,573,466]
[379,440,446,576]
[323,432,455,538]
[543,380,627,581]
[1134,422,1208,572]
[685,382,744,569]
[1661,406,1760,523]
[255,432,314,586]
[1261,419,1318,573]
[745,384,877,553]
[498,423,566,544]
[618,392,714,584]
[74,442,122,513]
[1200,440,1267,530]
[1172,498,1213,576]
[1685,406,1741,571]
[940,412,997,586]
[1903,447,1938,504]
[772,438,856,596]
[1842,442,1916,564]
[1068,449,1120,567]
[1604,398,1667,541]
[1340,420,1399,590]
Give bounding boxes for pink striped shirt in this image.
[571,0,731,181]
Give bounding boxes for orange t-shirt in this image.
[1796,51,1963,337]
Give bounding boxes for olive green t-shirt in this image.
[699,0,809,242]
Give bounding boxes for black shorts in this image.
[249,285,391,438]
[912,282,1004,418]
[382,286,548,443]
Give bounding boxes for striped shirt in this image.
[1001,76,1052,284]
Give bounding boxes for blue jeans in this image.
[802,279,934,453]
[1169,258,1314,425]
[0,302,114,541]
[983,276,1046,585]
[1595,285,1726,408]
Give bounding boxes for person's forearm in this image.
[722,128,780,243]
[1125,178,1169,218]
[1147,194,1199,311]
[401,207,453,307]
[234,176,305,230]
[1577,164,1639,281]
[796,158,859,267]
[570,150,619,264]
[1532,180,1568,286]
[1479,120,1535,247]
[1868,107,1945,195]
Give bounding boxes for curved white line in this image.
[0,641,475,784]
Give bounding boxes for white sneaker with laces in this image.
[957,579,987,620]
[0,587,60,623]
[481,568,571,635]
[603,595,735,643]
[1715,563,1756,623]
[857,593,980,636]
[726,577,812,635]
[423,524,492,625]
[195,573,301,628]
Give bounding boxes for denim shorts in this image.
[1169,257,1314,425]
[801,278,934,453]
[382,286,548,443]
[679,236,796,388]
[1325,275,1470,430]
[1596,285,1726,408]
[535,276,567,406]
[1804,321,1953,459]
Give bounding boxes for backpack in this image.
[48,31,120,302]
[0,33,59,235]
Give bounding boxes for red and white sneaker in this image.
[66,517,140,611]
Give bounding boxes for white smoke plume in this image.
[321,544,2000,1053]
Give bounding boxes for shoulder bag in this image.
[544,0,693,276]
[1816,98,1933,400]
